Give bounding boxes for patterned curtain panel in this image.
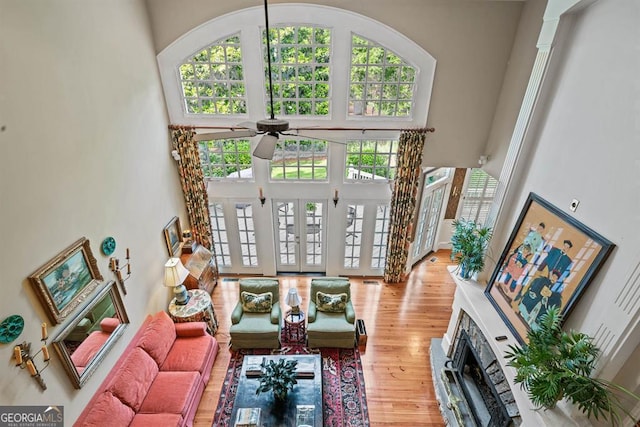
[170,126,213,250]
[383,128,429,283]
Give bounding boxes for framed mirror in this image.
[52,280,129,388]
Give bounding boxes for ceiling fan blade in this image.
[253,133,279,160]
[194,129,257,141]
[282,132,346,146]
[235,121,259,132]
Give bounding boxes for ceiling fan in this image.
[194,0,300,160]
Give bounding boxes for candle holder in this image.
[258,187,266,207]
[14,325,51,391]
[109,248,131,294]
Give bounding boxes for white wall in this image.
[0,0,185,421]
[488,0,640,417]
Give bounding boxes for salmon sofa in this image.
[74,311,219,427]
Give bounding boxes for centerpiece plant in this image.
[450,218,493,279]
[505,307,640,425]
[256,358,298,402]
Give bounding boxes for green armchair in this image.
[229,278,281,349]
[307,277,356,348]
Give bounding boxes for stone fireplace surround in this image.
[439,267,589,426]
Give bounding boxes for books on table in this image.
[235,407,261,427]
[245,356,264,378]
[296,358,315,379]
[296,405,315,426]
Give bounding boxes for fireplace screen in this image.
[451,330,511,427]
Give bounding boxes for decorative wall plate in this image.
[101,237,116,256]
[0,315,24,343]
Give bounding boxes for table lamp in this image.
[164,258,191,305]
[286,288,302,314]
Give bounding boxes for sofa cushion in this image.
[174,322,206,337]
[316,292,348,312]
[241,291,273,313]
[139,371,200,417]
[71,331,111,368]
[136,311,176,365]
[107,347,159,411]
[100,317,120,333]
[129,413,183,427]
[78,392,135,427]
[161,334,215,374]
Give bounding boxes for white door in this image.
[273,200,326,273]
[411,169,450,265]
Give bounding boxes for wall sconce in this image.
[109,248,131,294]
[14,323,51,390]
[333,189,339,207]
[478,155,489,166]
[258,187,266,207]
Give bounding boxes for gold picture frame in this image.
[163,216,182,257]
[29,237,103,324]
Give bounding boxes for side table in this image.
[168,289,218,335]
[283,310,306,345]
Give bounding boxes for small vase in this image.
[459,263,472,280]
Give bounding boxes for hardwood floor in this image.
[194,250,454,427]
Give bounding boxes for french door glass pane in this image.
[236,204,258,266]
[344,204,364,268]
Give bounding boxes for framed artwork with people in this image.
[29,237,104,324]
[485,193,615,344]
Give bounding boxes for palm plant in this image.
[505,307,639,425]
[256,358,298,401]
[450,218,493,279]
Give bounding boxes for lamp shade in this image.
[253,133,278,160]
[286,288,302,308]
[164,258,190,288]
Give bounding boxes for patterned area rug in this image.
[212,345,370,426]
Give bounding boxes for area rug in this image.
[212,346,370,426]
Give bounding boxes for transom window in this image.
[198,139,253,180]
[263,26,331,117]
[179,34,246,115]
[345,140,398,181]
[270,138,328,181]
[349,34,416,117]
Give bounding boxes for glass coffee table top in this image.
[230,354,323,427]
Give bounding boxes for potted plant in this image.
[450,218,493,279]
[256,358,298,402]
[505,307,639,425]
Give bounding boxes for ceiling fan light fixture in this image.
[253,132,279,160]
[256,118,289,133]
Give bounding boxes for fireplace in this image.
[433,267,587,426]
[449,329,512,427]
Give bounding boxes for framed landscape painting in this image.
[485,193,614,344]
[29,237,103,324]
[163,216,182,257]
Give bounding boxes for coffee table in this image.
[230,354,323,427]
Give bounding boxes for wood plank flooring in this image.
[194,250,454,427]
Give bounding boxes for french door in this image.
[411,169,450,265]
[273,199,327,273]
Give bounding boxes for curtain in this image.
[383,128,429,283]
[170,126,213,250]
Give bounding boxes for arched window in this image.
[158,4,435,129]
